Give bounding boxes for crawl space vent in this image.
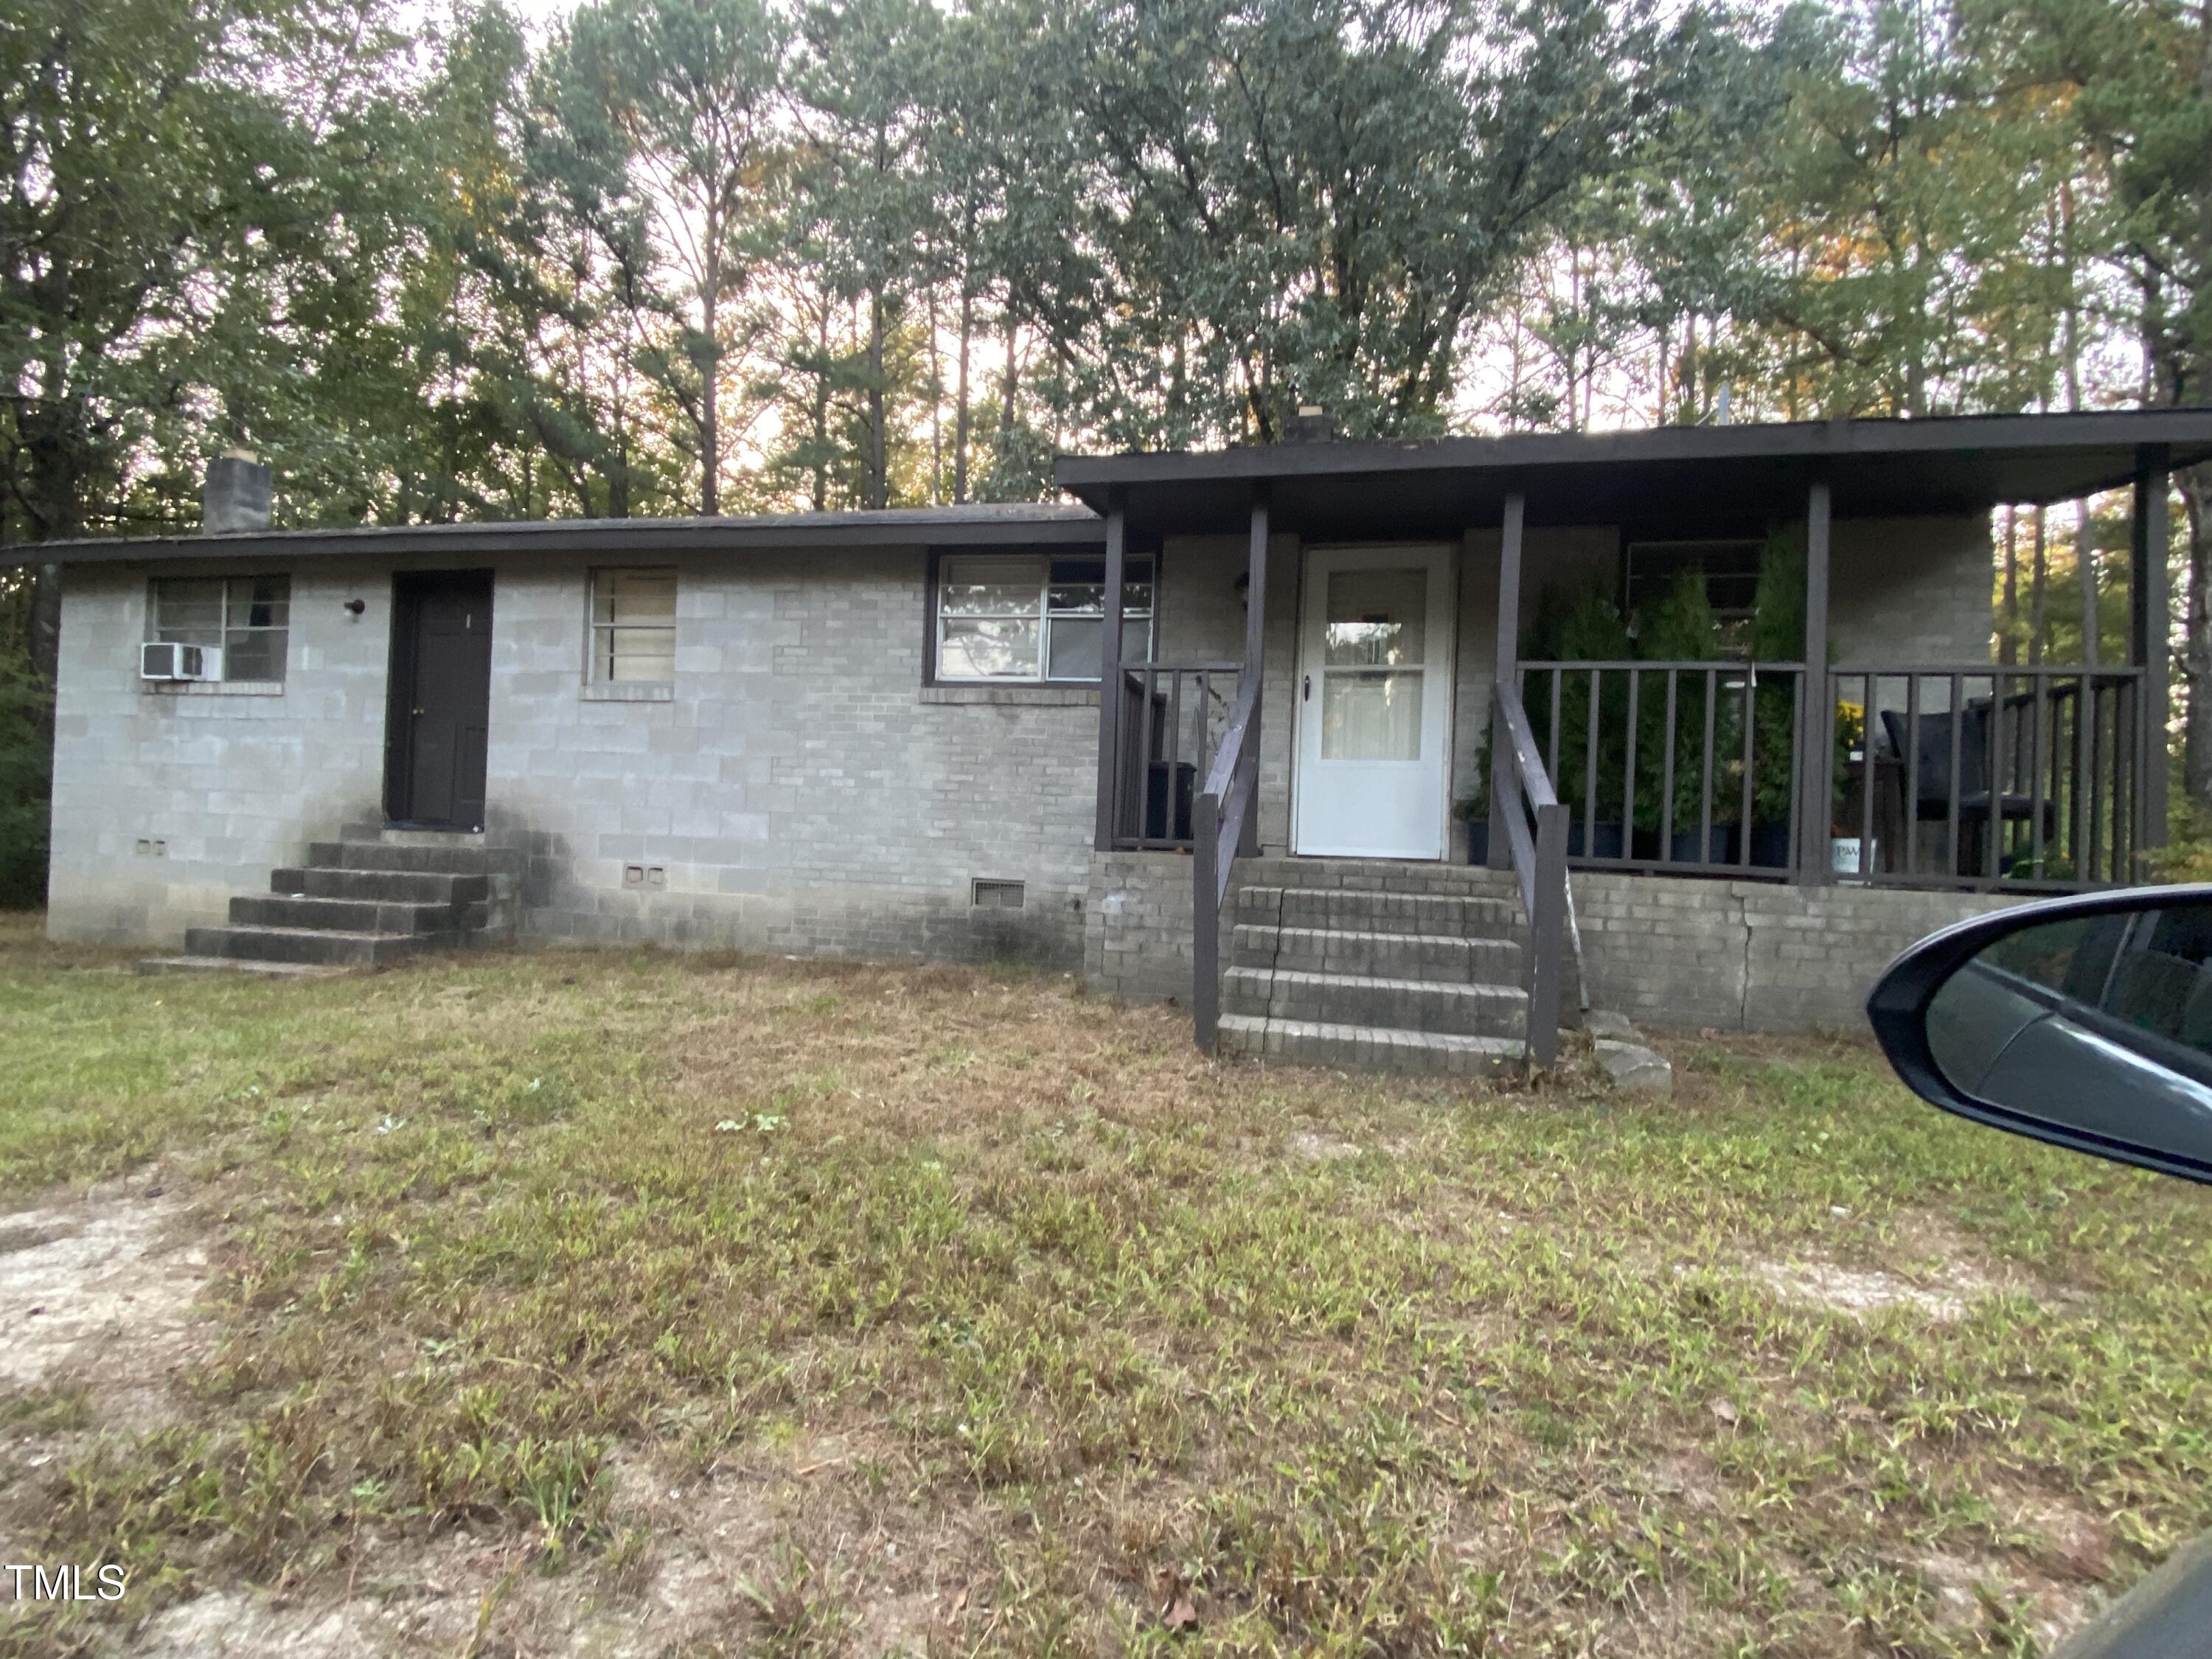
[971,878,1026,911]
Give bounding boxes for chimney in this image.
[203,450,272,534]
[1282,405,1336,443]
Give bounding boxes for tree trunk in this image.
[2183,465,2212,807]
[2029,505,2048,668]
[866,285,888,511]
[701,276,721,518]
[2000,505,2019,667]
[810,302,831,514]
[925,276,942,506]
[2078,502,2100,668]
[2059,214,2098,672]
[18,395,80,689]
[953,279,973,504]
[700,197,722,518]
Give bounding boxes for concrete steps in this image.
[137,956,344,979]
[1224,966,1526,1037]
[139,825,517,975]
[1217,857,1559,1075]
[1234,925,1520,982]
[1218,1015,1526,1077]
[182,923,447,967]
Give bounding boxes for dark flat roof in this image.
[1056,410,2212,538]
[4,501,1105,567]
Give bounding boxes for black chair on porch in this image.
[1879,700,2059,877]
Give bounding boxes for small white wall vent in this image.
[140,641,223,681]
[971,878,1025,910]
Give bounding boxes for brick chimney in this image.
[1282,405,1336,442]
[203,450,272,534]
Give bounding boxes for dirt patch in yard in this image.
[0,1180,209,1422]
[1747,1210,2058,1322]
[1750,1253,1997,1321]
[121,1438,970,1659]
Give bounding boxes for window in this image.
[1625,540,1762,652]
[933,554,1154,683]
[148,575,291,681]
[591,568,677,683]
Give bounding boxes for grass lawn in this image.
[2,911,2211,1658]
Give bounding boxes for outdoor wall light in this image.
[344,598,366,616]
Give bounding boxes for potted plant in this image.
[1523,585,1635,858]
[1746,532,1803,868]
[1829,698,1871,875]
[1457,722,1492,864]
[1633,569,1737,863]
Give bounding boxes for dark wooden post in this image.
[1242,483,1269,856]
[1795,477,1833,883]
[2131,445,2170,860]
[1093,486,1128,851]
[1487,490,1526,872]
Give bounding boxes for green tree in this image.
[554,0,787,515]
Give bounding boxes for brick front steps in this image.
[136,824,518,976]
[1216,858,1551,1077]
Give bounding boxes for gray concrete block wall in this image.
[49,548,1102,967]
[48,560,390,945]
[482,547,1096,967]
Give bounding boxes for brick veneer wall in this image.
[1567,874,2023,1032]
[1085,853,1197,1004]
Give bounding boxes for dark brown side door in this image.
[386,571,493,830]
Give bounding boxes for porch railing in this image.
[1518,658,2146,889]
[1104,661,1245,851]
[1492,682,1568,1069]
[1519,660,1810,877]
[1193,671,1262,1051]
[1828,664,2148,888]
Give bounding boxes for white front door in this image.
[1293,543,1455,859]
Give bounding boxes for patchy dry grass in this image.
[1,911,2210,1658]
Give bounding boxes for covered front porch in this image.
[1057,412,2212,1062]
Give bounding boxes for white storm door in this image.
[1293,544,1455,859]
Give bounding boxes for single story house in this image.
[18,411,2212,1067]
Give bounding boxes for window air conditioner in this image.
[140,641,223,682]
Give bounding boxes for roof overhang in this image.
[4,503,1105,568]
[1054,411,2212,540]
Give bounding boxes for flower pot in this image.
[1831,836,1877,879]
[1566,820,1626,859]
[1747,821,1791,869]
[1670,825,1737,866]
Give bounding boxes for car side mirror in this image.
[1867,886,2212,1186]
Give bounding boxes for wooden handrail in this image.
[1194,671,1262,1051]
[1493,681,1566,1070]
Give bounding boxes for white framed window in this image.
[590,567,677,683]
[147,575,291,681]
[933,553,1155,683]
